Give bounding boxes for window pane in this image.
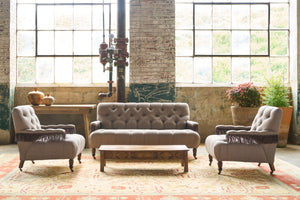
[176,31,193,56]
[270,57,288,82]
[251,4,268,29]
[270,4,289,29]
[194,57,212,83]
[37,5,54,30]
[251,31,268,55]
[195,5,212,29]
[55,57,72,83]
[74,31,92,55]
[74,5,92,30]
[213,5,231,29]
[251,57,269,83]
[36,57,54,83]
[176,4,193,29]
[93,57,110,83]
[232,58,250,83]
[17,4,35,29]
[17,57,35,83]
[213,31,231,55]
[37,31,54,55]
[55,31,73,55]
[74,57,92,83]
[55,5,73,30]
[232,31,250,55]
[213,57,231,84]
[270,31,288,56]
[232,5,250,29]
[17,31,35,56]
[195,31,212,55]
[176,57,193,83]
[93,5,102,30]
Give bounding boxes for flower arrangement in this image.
[226,82,262,107]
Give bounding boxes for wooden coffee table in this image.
[98,145,189,172]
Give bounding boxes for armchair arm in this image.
[226,130,278,144]
[90,121,103,132]
[215,125,251,135]
[15,129,66,142]
[186,120,198,133]
[41,124,76,134]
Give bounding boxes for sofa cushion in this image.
[97,103,190,129]
[18,134,85,160]
[89,129,200,148]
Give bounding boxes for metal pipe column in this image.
[115,0,127,102]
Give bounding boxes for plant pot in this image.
[231,106,260,126]
[277,106,293,148]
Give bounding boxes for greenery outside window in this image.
[175,0,290,85]
[16,0,129,85]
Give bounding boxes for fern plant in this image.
[262,75,290,107]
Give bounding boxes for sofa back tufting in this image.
[97,103,190,129]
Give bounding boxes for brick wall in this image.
[129,0,175,102]
[0,0,16,144]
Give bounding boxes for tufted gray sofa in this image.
[89,102,200,159]
[205,106,283,175]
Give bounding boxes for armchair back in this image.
[250,106,282,133]
[12,105,41,132]
[97,103,190,129]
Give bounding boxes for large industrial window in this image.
[175,0,290,85]
[16,0,129,85]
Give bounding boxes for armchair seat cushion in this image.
[205,134,277,163]
[18,134,85,161]
[90,129,200,148]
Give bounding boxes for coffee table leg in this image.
[183,151,188,172]
[100,151,105,172]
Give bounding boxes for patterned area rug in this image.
[0,151,300,200]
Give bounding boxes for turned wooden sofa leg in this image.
[19,160,25,171]
[208,154,213,166]
[69,159,74,172]
[269,163,275,174]
[193,148,197,159]
[78,153,82,163]
[218,161,223,175]
[92,148,96,159]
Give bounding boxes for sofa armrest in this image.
[215,125,251,135]
[90,121,103,132]
[226,130,278,144]
[15,129,66,142]
[41,124,76,134]
[186,120,199,133]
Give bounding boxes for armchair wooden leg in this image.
[78,153,82,164]
[92,148,96,159]
[193,148,197,159]
[269,163,275,174]
[31,160,35,164]
[19,160,25,171]
[258,162,261,166]
[69,159,74,172]
[208,154,213,166]
[218,161,223,175]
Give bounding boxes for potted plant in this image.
[262,75,292,147]
[226,82,262,126]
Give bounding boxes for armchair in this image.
[205,106,283,174]
[12,105,85,172]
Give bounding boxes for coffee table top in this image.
[99,145,189,151]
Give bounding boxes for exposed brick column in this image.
[129,0,175,102]
[0,0,16,144]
